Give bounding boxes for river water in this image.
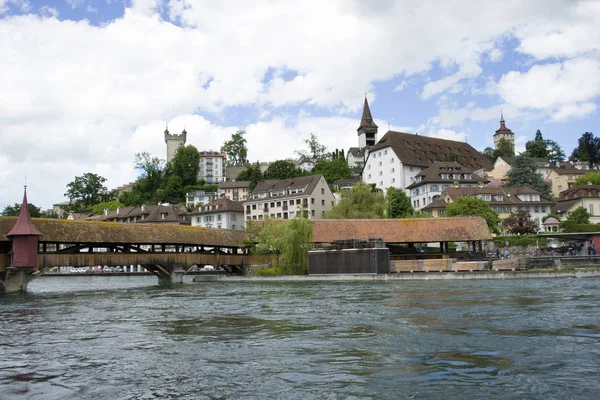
[1,276,599,399]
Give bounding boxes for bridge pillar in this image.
[156,263,186,285]
[1,267,32,294]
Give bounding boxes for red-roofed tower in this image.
[7,186,41,269]
[493,111,515,154]
[357,96,378,149]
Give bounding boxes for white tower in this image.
[164,126,187,163]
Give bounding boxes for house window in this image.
[384,150,387,155]
[161,213,167,220]
[590,205,594,215]
[390,158,394,163]
[296,199,301,205]
[430,185,439,191]
[277,201,281,207]
[380,181,383,186]
[231,214,237,221]
[368,174,371,179]
[391,168,395,173]
[392,178,395,183]
[379,171,382,176]
[217,214,222,221]
[379,161,382,166]
[321,188,325,195]
[252,204,257,210]
[196,217,200,223]
[311,210,315,216]
[277,213,282,218]
[321,199,325,206]
[368,165,371,169]
[439,210,446,216]
[311,198,315,204]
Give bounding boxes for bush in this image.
[493,236,547,247]
[254,266,284,276]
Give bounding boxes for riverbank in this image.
[194,268,600,282]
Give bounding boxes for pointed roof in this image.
[7,186,42,237]
[494,111,513,136]
[357,96,378,132]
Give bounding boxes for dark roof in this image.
[442,186,554,206]
[357,97,378,133]
[0,217,244,247]
[101,204,188,225]
[333,178,360,188]
[369,131,493,170]
[553,198,580,213]
[347,147,367,158]
[422,198,448,211]
[494,114,514,137]
[219,181,250,189]
[406,161,488,189]
[249,174,324,200]
[190,198,244,215]
[6,188,42,237]
[558,185,600,200]
[312,217,492,243]
[550,166,586,176]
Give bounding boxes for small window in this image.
[311,198,315,204]
[379,161,382,167]
[321,188,325,195]
[321,199,325,206]
[311,210,315,216]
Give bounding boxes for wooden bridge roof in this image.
[312,217,492,244]
[0,217,245,247]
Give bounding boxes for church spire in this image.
[500,110,506,128]
[7,186,42,237]
[357,96,378,132]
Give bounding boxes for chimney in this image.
[141,204,145,212]
[103,208,108,216]
[116,207,120,215]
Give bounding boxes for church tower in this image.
[357,96,378,149]
[164,126,187,163]
[493,111,515,154]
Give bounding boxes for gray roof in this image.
[248,174,324,201]
[190,198,244,215]
[219,180,250,189]
[406,161,488,189]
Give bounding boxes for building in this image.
[362,131,492,192]
[347,97,378,169]
[422,186,554,232]
[553,185,600,223]
[244,174,335,222]
[101,204,190,225]
[406,162,489,211]
[545,162,586,197]
[190,198,244,230]
[185,190,218,208]
[164,126,187,164]
[493,112,515,154]
[199,151,227,184]
[487,156,553,183]
[218,181,251,201]
[298,158,318,172]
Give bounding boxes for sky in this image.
[1,0,599,210]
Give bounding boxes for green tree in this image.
[295,133,328,161]
[570,132,600,167]
[574,172,600,186]
[90,200,125,215]
[496,138,515,158]
[236,161,264,191]
[502,210,538,235]
[249,216,313,275]
[312,158,353,183]
[221,130,248,166]
[446,196,501,234]
[1,203,43,217]
[525,130,548,158]
[121,152,165,206]
[482,147,497,164]
[386,187,414,218]
[264,160,304,180]
[545,140,566,164]
[325,182,385,219]
[65,173,111,212]
[166,145,200,187]
[567,206,591,224]
[506,153,553,200]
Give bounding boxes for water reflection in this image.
[0,277,598,399]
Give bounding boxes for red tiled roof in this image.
[312,217,492,244]
[6,188,42,237]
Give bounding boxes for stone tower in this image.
[164,126,187,163]
[357,96,378,149]
[493,111,515,154]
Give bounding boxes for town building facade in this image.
[185,190,218,208]
[244,174,335,221]
[554,185,600,224]
[198,151,227,184]
[406,162,489,211]
[101,204,190,225]
[190,198,244,230]
[545,163,586,198]
[218,181,250,201]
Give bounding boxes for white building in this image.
[185,190,217,208]
[244,174,335,221]
[406,162,489,211]
[298,158,318,172]
[199,151,227,184]
[218,181,251,202]
[190,198,245,230]
[362,131,493,194]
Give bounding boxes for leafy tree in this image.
[545,140,566,164]
[325,182,385,219]
[505,153,553,200]
[121,152,165,206]
[221,130,248,166]
[312,158,353,183]
[502,210,538,235]
[446,196,501,234]
[386,187,413,218]
[574,172,600,186]
[236,161,264,191]
[525,130,548,158]
[248,216,313,275]
[482,147,497,164]
[264,160,304,180]
[567,206,591,224]
[65,173,111,212]
[2,203,43,217]
[166,145,200,187]
[295,133,328,161]
[161,175,185,204]
[496,138,515,158]
[91,200,125,215]
[570,132,600,167]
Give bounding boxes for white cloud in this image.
[65,0,85,9]
[0,0,599,209]
[498,57,600,118]
[428,128,468,143]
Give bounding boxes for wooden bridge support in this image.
[0,267,33,294]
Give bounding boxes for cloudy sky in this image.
[1,0,599,210]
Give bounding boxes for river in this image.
[1,276,599,399]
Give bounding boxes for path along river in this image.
[1,275,599,399]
